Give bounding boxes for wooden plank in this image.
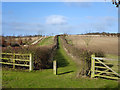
[95,66,107,69]
[95,70,118,75]
[1,58,30,61]
[95,75,119,80]
[95,61,112,65]
[0,62,29,67]
[2,53,30,56]
[96,59,120,77]
[93,57,117,61]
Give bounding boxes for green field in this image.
[104,54,119,74]
[38,36,54,46]
[2,36,119,88]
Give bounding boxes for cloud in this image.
[46,15,68,25]
[2,15,117,36]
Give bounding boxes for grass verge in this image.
[38,36,54,46]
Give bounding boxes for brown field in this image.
[66,35,119,56]
[14,36,39,42]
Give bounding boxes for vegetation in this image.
[112,0,120,7]
[84,32,120,37]
[60,35,106,77]
[38,36,54,46]
[2,36,58,70]
[1,36,36,47]
[2,36,118,88]
[105,54,119,73]
[64,35,119,78]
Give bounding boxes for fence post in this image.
[91,54,95,78]
[29,54,33,71]
[13,53,15,69]
[53,60,57,75]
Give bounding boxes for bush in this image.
[60,36,105,77]
[2,36,58,70]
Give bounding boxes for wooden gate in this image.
[91,54,120,80]
[0,53,33,71]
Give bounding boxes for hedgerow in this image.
[60,35,105,77]
[2,36,58,70]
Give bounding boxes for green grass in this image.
[38,36,54,46]
[104,54,119,73]
[2,69,119,88]
[2,36,119,88]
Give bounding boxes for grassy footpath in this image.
[2,36,118,88]
[38,36,54,46]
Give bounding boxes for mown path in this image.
[53,36,77,75]
[2,36,118,88]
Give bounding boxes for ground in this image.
[2,36,119,88]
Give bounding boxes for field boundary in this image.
[0,53,33,71]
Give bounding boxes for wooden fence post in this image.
[13,53,15,69]
[91,54,95,78]
[53,60,57,75]
[29,54,33,71]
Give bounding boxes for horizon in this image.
[2,2,118,36]
[1,32,119,37]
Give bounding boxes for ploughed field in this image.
[66,35,118,56]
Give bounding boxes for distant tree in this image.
[18,39,23,45]
[2,37,7,47]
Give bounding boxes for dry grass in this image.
[66,35,118,56]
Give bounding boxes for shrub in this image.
[60,36,105,77]
[2,36,58,70]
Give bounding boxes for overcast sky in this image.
[2,2,118,36]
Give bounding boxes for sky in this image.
[2,2,118,36]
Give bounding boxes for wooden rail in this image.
[0,53,33,71]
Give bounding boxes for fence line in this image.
[0,53,33,71]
